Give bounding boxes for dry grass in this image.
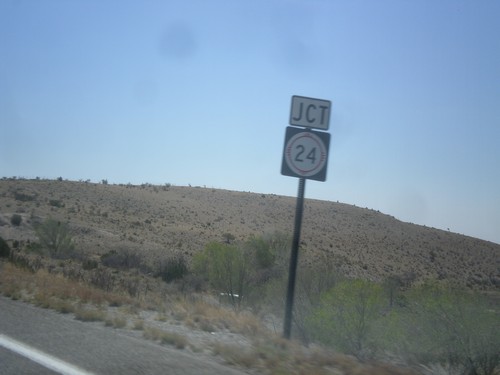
[0,260,426,375]
[105,315,127,329]
[0,262,131,307]
[1,258,424,375]
[213,337,421,375]
[74,307,107,322]
[133,318,145,330]
[143,326,188,349]
[212,342,259,368]
[171,298,263,336]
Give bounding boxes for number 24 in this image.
[295,145,316,164]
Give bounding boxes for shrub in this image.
[105,316,127,329]
[212,343,258,368]
[82,258,99,270]
[161,332,188,349]
[307,279,384,359]
[101,249,143,270]
[14,191,35,202]
[402,282,500,374]
[0,236,10,258]
[193,242,250,307]
[74,307,106,322]
[157,254,188,283]
[49,199,64,208]
[51,299,75,314]
[222,232,235,244]
[247,235,275,269]
[88,267,115,292]
[10,214,22,226]
[133,319,145,330]
[35,218,74,257]
[143,327,188,349]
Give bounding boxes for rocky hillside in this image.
[1,178,499,289]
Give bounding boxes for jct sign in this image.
[281,95,332,340]
[289,95,331,130]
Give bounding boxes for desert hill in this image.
[1,178,499,289]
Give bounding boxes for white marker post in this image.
[281,96,331,340]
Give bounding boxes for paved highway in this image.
[0,296,248,375]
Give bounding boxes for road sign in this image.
[282,95,332,340]
[289,95,331,130]
[281,126,330,182]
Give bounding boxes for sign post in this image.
[281,95,331,340]
[283,176,306,339]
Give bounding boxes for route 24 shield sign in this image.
[281,126,330,182]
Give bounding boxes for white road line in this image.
[0,334,95,375]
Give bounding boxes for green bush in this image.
[14,191,35,202]
[193,242,249,306]
[82,258,99,270]
[247,236,275,269]
[222,232,235,244]
[35,218,74,257]
[101,249,143,270]
[402,282,500,374]
[306,279,384,359]
[0,236,10,258]
[10,214,22,226]
[157,255,188,283]
[49,199,64,208]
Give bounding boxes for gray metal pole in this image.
[283,177,306,339]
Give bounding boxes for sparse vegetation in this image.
[307,279,384,358]
[49,199,64,208]
[400,282,500,375]
[35,218,74,257]
[74,307,107,322]
[193,241,250,307]
[143,327,188,349]
[10,214,22,226]
[14,191,36,202]
[222,232,235,244]
[156,254,188,283]
[0,236,10,258]
[105,315,127,329]
[247,235,275,269]
[133,319,145,330]
[101,249,143,270]
[0,178,499,375]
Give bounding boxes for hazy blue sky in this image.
[1,1,499,244]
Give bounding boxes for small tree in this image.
[35,218,74,258]
[307,279,384,358]
[246,235,275,268]
[10,214,22,226]
[193,242,249,307]
[0,236,10,258]
[157,254,188,283]
[293,262,341,344]
[222,232,235,244]
[405,282,500,374]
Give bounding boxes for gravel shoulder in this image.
[0,296,253,375]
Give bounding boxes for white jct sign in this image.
[289,95,331,130]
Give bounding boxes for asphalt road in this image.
[0,296,248,375]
